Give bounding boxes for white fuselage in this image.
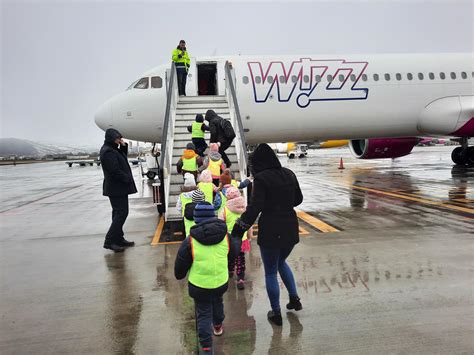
[94,53,474,143]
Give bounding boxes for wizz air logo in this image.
[247,58,369,108]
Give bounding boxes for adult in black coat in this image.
[205,109,233,168]
[100,128,137,252]
[231,143,304,325]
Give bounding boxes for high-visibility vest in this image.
[209,158,222,178]
[231,180,239,188]
[172,48,191,69]
[180,194,195,236]
[188,235,229,289]
[192,122,205,139]
[223,207,247,241]
[198,182,214,203]
[182,156,198,172]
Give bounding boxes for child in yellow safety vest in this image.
[174,202,238,354]
[200,143,226,186]
[186,114,209,157]
[177,143,203,180]
[218,186,253,290]
[176,173,197,236]
[197,169,219,205]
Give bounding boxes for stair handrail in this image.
[160,62,179,220]
[224,61,249,178]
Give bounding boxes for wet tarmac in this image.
[1,146,473,354]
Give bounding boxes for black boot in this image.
[118,239,135,247]
[103,243,125,253]
[286,296,302,311]
[267,310,282,326]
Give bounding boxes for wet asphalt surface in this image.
[0,146,473,354]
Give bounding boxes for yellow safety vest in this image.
[209,158,222,178]
[231,180,239,188]
[189,235,229,289]
[182,156,198,172]
[224,207,247,241]
[198,182,214,204]
[172,48,191,69]
[180,194,195,236]
[192,122,205,139]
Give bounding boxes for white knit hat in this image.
[183,173,196,187]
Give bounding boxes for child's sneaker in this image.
[237,279,245,290]
[199,347,212,354]
[213,324,224,336]
[267,310,283,326]
[286,296,303,311]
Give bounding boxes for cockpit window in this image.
[126,80,138,90]
[134,77,149,89]
[151,76,163,88]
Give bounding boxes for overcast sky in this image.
[1,0,472,146]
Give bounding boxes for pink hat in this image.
[199,169,212,183]
[225,186,241,200]
[209,143,219,152]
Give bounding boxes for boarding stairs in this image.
[160,62,248,222]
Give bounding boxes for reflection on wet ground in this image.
[1,147,473,354]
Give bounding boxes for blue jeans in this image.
[259,246,298,312]
[194,295,225,348]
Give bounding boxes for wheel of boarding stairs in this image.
[146,171,156,180]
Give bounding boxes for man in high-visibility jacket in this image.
[187,114,209,157]
[177,143,203,180]
[174,202,237,354]
[172,40,191,96]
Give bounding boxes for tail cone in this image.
[338,157,345,170]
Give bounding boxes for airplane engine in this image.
[349,138,418,159]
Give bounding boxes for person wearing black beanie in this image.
[187,114,209,157]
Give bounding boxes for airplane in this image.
[95,53,474,166]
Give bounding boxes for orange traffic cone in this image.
[338,157,345,170]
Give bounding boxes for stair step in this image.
[176,108,230,115]
[176,102,229,109]
[179,95,226,103]
[172,146,237,156]
[175,113,230,120]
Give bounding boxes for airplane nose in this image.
[94,101,113,130]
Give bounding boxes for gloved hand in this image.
[178,54,182,59]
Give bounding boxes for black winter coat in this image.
[100,129,137,197]
[205,110,231,145]
[175,218,235,300]
[233,144,303,249]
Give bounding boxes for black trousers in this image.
[176,67,187,96]
[194,295,225,348]
[192,138,207,157]
[219,141,232,168]
[105,195,129,244]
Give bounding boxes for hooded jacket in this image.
[177,149,203,174]
[175,218,235,299]
[205,110,229,144]
[99,129,137,197]
[232,143,303,248]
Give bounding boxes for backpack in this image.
[220,118,236,140]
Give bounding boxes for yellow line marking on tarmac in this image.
[296,210,340,233]
[151,216,164,246]
[350,185,474,215]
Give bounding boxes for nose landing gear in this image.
[451,138,474,166]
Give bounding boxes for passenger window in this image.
[350,74,356,82]
[418,73,424,80]
[327,75,333,82]
[279,76,287,84]
[338,74,345,82]
[315,75,321,82]
[151,76,163,88]
[291,75,298,83]
[407,73,413,80]
[439,72,446,79]
[361,74,368,81]
[303,75,310,83]
[373,74,379,81]
[428,72,435,80]
[267,76,274,84]
[242,76,249,84]
[450,72,456,79]
[134,77,149,89]
[255,76,262,84]
[461,72,467,79]
[396,73,402,81]
[384,73,390,81]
